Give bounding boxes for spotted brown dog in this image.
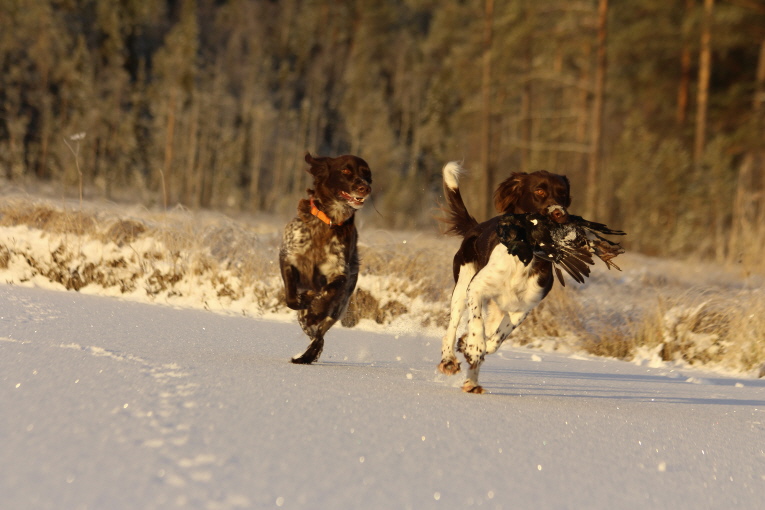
[279,153,372,364]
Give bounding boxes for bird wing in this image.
[568,215,626,271]
[496,212,626,284]
[530,220,594,285]
[568,215,626,237]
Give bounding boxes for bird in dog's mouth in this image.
[339,191,367,209]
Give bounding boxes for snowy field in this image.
[1,193,765,508]
[2,283,765,509]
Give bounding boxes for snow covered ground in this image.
[2,283,764,509]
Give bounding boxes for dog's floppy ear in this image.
[305,152,330,178]
[494,172,528,213]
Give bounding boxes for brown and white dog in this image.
[438,161,571,393]
[279,153,372,364]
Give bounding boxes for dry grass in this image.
[513,286,588,341]
[0,199,276,305]
[490,261,765,376]
[342,288,409,327]
[512,285,635,359]
[359,230,456,302]
[0,200,97,236]
[635,291,765,374]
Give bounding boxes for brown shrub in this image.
[341,287,408,327]
[102,219,147,246]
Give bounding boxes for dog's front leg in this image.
[485,314,515,355]
[292,306,333,364]
[291,312,327,364]
[461,289,488,394]
[309,275,349,320]
[486,310,529,355]
[280,263,314,310]
[291,275,349,365]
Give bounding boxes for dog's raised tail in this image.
[440,161,479,238]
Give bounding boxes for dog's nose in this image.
[550,207,568,223]
[355,183,371,196]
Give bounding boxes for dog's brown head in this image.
[494,170,571,223]
[305,152,372,210]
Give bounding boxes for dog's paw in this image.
[290,338,324,365]
[437,358,461,375]
[286,300,306,311]
[290,354,315,365]
[291,348,321,364]
[296,291,317,309]
[287,292,313,311]
[461,381,485,394]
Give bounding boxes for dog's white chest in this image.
[473,245,546,312]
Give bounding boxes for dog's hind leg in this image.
[461,287,488,394]
[438,264,475,375]
[460,268,513,393]
[462,363,484,393]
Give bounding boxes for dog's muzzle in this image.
[340,183,371,209]
[545,204,569,224]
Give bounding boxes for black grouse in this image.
[497,207,626,286]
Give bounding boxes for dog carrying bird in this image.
[437,160,626,393]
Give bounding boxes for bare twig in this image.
[63,132,86,209]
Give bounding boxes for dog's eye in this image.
[534,189,546,197]
[342,168,352,175]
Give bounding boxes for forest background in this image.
[1,0,764,268]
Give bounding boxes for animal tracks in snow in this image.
[54,340,226,493]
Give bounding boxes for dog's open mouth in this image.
[339,191,367,208]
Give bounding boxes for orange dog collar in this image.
[310,199,342,226]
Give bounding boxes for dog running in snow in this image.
[437,161,573,393]
[279,153,372,364]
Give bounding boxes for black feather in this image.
[496,209,626,284]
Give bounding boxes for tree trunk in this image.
[694,0,714,168]
[162,90,177,209]
[520,40,532,175]
[577,42,592,184]
[480,0,494,220]
[518,2,533,174]
[408,87,422,179]
[730,39,765,263]
[185,94,201,207]
[586,0,608,219]
[677,0,695,125]
[248,107,265,211]
[755,39,765,112]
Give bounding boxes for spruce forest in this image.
[1,0,764,267]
